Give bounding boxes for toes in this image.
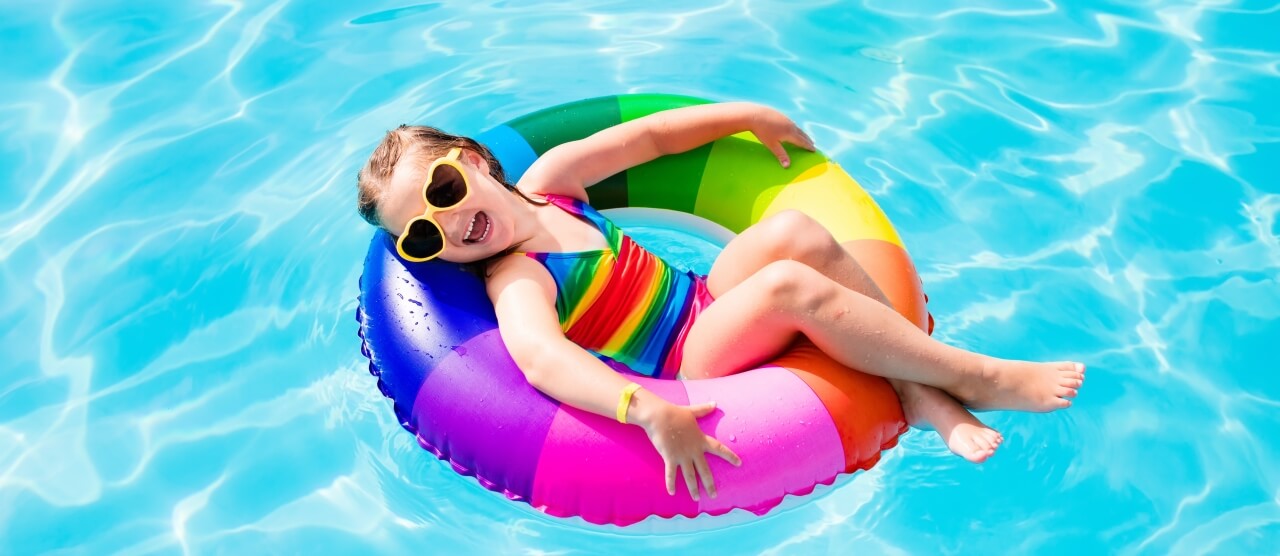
[967,429,1002,457]
[965,444,992,463]
[1056,386,1079,398]
[975,444,995,463]
[981,436,999,454]
[980,432,998,449]
[1060,362,1086,379]
[1057,363,1085,387]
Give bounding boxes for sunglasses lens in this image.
[425,164,467,208]
[401,219,444,260]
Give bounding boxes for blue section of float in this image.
[476,125,538,182]
[358,232,496,430]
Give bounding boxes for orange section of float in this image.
[842,239,931,334]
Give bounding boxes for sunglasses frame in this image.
[395,147,470,262]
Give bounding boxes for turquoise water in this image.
[3,0,1278,553]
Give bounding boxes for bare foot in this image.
[940,420,1003,463]
[956,360,1085,412]
[896,380,1003,463]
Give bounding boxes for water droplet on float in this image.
[728,434,736,442]
[456,346,468,356]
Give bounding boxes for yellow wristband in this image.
[616,382,643,424]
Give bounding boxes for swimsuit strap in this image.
[542,194,623,253]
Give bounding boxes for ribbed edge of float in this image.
[356,279,907,525]
[354,286,528,504]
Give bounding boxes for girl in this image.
[356,102,1084,502]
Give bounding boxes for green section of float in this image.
[620,95,714,214]
[508,96,629,208]
[502,93,829,223]
[617,94,707,119]
[508,96,621,154]
[694,133,827,233]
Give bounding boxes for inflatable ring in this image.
[356,94,933,526]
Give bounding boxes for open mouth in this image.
[463,211,491,244]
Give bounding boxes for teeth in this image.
[463,213,490,244]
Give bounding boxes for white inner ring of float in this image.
[600,207,737,249]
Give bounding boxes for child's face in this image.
[381,149,517,264]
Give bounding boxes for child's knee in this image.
[752,260,831,309]
[759,210,838,260]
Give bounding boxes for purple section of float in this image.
[412,329,557,502]
[359,233,497,427]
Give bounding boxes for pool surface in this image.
[2,1,1277,554]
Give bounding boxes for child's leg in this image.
[704,210,887,303]
[692,212,1003,460]
[681,260,1083,413]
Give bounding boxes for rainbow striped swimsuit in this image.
[523,194,714,379]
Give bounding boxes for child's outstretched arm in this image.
[486,255,741,500]
[519,102,815,198]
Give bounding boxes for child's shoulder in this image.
[488,251,537,274]
[485,253,558,306]
[486,252,552,285]
[516,147,592,201]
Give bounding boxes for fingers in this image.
[689,401,717,418]
[792,127,816,151]
[706,437,742,466]
[693,455,715,499]
[766,130,816,168]
[766,142,790,168]
[661,442,744,500]
[681,462,699,501]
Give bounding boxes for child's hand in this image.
[749,106,816,168]
[635,400,742,500]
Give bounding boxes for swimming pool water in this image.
[2,1,1277,553]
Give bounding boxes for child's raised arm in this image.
[519,102,815,198]
[486,256,741,500]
